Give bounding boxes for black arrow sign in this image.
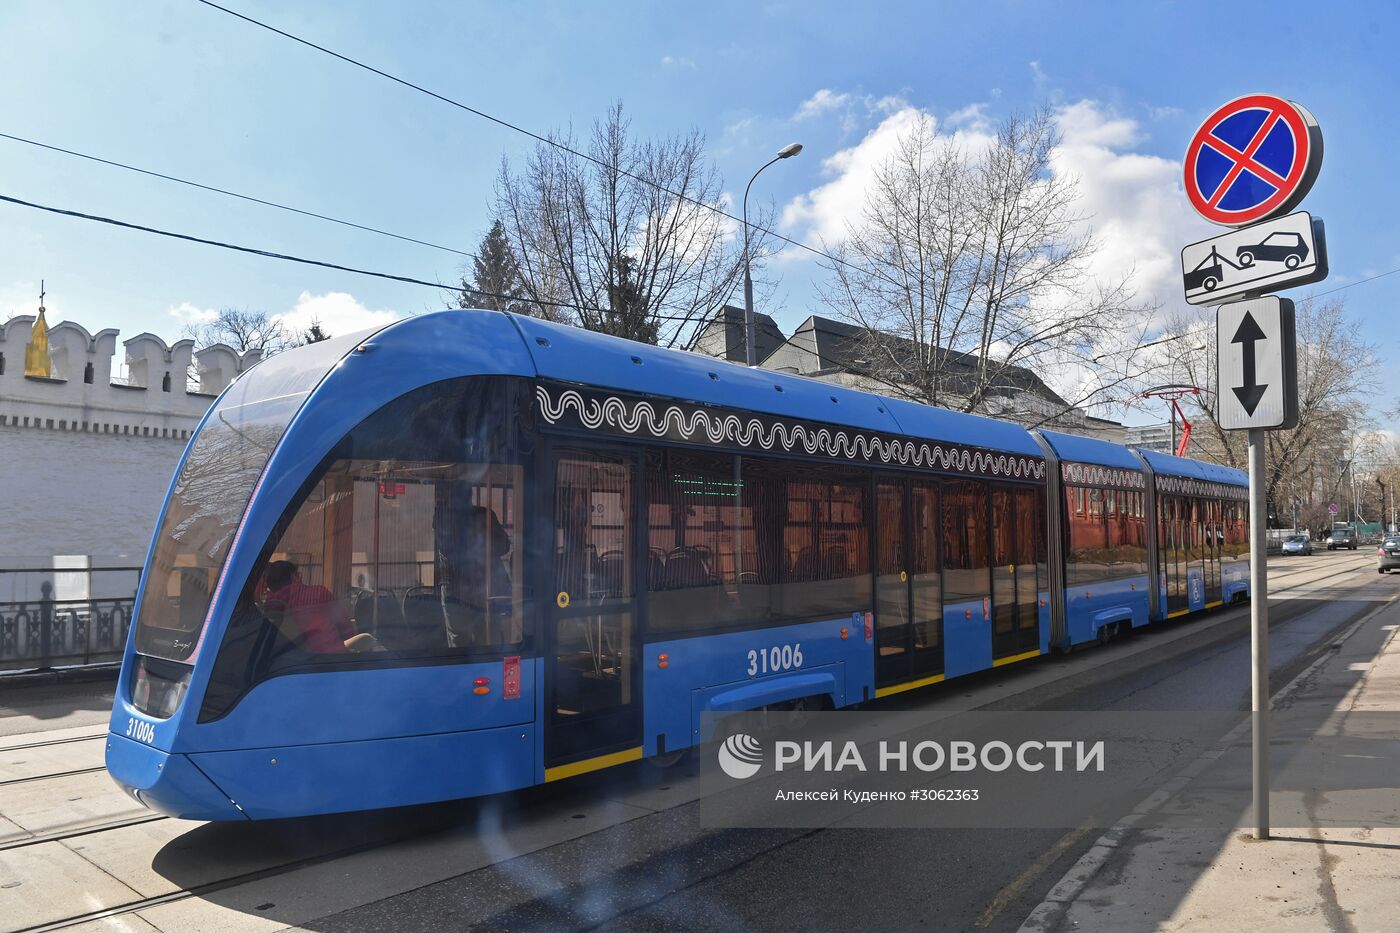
[1232,311,1268,415]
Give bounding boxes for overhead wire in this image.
[0,191,705,323]
[190,0,862,276]
[0,130,474,259]
[190,1,1400,354]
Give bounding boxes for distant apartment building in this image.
[1125,422,1175,454]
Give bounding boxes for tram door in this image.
[874,479,943,687]
[991,486,1042,660]
[546,449,642,771]
[1164,497,1189,614]
[1204,498,1223,605]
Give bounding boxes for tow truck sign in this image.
[1180,210,1327,305]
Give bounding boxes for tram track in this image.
[0,813,167,852]
[0,765,105,788]
[3,554,1376,933]
[8,803,485,933]
[0,732,105,754]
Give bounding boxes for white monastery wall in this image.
[0,314,259,579]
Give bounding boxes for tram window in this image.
[1104,490,1148,577]
[200,377,527,721]
[943,480,990,608]
[644,451,870,633]
[1065,485,1108,585]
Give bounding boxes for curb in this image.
[0,663,120,692]
[1016,589,1400,933]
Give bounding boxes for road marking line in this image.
[976,819,1096,928]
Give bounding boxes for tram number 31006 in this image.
[747,643,804,678]
[125,718,156,744]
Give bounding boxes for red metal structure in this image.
[1141,385,1208,458]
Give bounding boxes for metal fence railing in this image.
[0,565,139,673]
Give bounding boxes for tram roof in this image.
[1135,448,1247,487]
[502,312,1045,457]
[1036,430,1144,470]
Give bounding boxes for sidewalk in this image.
[1023,593,1400,932]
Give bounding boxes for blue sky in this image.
[3,0,1398,427]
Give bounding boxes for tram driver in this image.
[260,560,381,654]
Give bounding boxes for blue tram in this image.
[106,310,1249,820]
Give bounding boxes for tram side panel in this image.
[1059,482,1151,645]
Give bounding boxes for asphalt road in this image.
[304,550,1387,933]
[0,551,1379,933]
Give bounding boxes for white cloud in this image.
[945,102,991,132]
[166,302,219,329]
[661,54,696,69]
[783,96,1207,318]
[1049,99,1206,321]
[0,280,43,320]
[272,291,402,339]
[781,104,996,246]
[793,89,852,121]
[778,93,1217,414]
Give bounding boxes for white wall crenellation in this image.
[0,314,258,571]
[0,314,260,439]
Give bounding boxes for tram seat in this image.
[598,550,626,597]
[790,547,819,580]
[823,546,849,578]
[647,549,667,588]
[347,588,374,634]
[663,548,711,588]
[351,589,401,638]
[398,587,451,653]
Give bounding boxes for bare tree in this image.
[185,308,297,355]
[817,108,1154,425]
[1162,296,1376,526]
[494,102,768,348]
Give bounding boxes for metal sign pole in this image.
[1249,427,1270,840]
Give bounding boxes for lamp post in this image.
[742,142,803,366]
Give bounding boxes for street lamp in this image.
[742,142,803,366]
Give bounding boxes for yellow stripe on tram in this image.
[544,746,644,782]
[875,672,946,699]
[1167,609,1190,619]
[1205,600,1223,609]
[992,648,1042,668]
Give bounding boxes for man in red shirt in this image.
[261,561,378,653]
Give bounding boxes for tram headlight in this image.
[132,655,191,720]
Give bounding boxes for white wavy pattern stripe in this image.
[1156,474,1248,500]
[1062,462,1146,489]
[537,386,1045,480]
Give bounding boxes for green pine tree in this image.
[459,220,530,314]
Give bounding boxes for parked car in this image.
[1379,536,1400,573]
[1327,527,1358,550]
[1281,534,1312,556]
[1237,231,1309,269]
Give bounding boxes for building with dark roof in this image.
[692,308,1124,442]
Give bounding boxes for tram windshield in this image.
[198,376,527,720]
[133,331,371,662]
